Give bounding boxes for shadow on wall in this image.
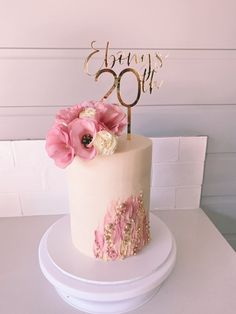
[202,204,236,251]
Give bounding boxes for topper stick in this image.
[127,107,131,140]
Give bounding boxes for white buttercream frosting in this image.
[66,134,152,258]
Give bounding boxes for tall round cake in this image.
[66,134,152,260]
[46,101,152,261]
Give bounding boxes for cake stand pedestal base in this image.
[39,213,176,314]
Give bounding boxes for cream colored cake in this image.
[66,134,152,260]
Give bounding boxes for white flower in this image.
[79,107,96,119]
[92,130,118,156]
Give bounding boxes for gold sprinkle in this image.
[119,203,126,209]
[125,223,131,230]
[108,223,114,230]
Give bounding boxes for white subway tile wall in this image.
[0,141,15,169]
[152,138,179,163]
[0,136,207,216]
[179,137,207,162]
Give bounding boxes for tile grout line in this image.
[177,137,181,162]
[18,193,24,216]
[11,141,16,168]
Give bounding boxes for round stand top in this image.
[43,213,174,285]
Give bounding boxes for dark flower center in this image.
[81,134,93,148]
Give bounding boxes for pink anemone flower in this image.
[69,118,98,160]
[45,124,74,168]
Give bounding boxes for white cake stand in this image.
[39,213,176,314]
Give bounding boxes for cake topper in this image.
[84,41,164,139]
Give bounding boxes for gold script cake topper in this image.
[84,41,164,139]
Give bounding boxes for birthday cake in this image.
[46,101,152,260]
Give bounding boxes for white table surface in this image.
[1,209,236,314]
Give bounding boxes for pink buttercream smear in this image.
[94,192,151,260]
